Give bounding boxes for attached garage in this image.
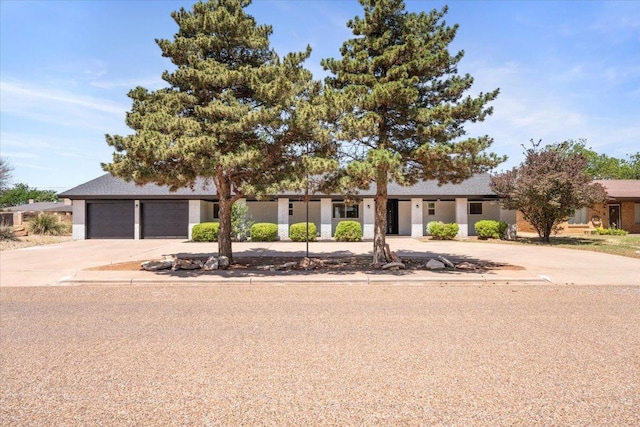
[87,201,134,239]
[141,201,189,239]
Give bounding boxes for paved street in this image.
[1,238,639,425]
[2,283,639,426]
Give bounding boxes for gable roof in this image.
[59,173,497,200]
[594,180,640,199]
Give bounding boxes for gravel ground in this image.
[0,235,72,251]
[1,284,639,426]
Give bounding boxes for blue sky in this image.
[1,0,638,191]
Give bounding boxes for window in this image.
[213,203,220,219]
[635,203,640,225]
[568,207,588,224]
[427,202,436,216]
[468,202,483,215]
[333,203,359,219]
[289,202,294,216]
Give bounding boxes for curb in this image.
[59,275,547,287]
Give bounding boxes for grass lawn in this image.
[476,233,640,259]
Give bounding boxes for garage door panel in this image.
[87,201,134,239]
[141,201,188,239]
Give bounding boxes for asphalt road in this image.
[2,284,639,426]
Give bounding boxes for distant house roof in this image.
[58,173,498,200]
[595,180,640,199]
[3,201,73,213]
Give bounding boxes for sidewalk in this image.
[1,237,638,287]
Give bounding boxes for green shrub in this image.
[191,222,220,242]
[334,220,362,242]
[426,221,459,240]
[595,227,628,236]
[27,213,67,236]
[250,222,278,241]
[475,220,508,240]
[289,222,317,242]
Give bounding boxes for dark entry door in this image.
[387,199,399,235]
[141,201,188,239]
[608,205,621,229]
[87,201,134,239]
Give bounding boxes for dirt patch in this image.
[87,256,524,272]
[0,235,72,251]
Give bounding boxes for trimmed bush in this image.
[475,220,508,240]
[250,222,278,242]
[426,221,459,240]
[595,227,628,236]
[289,222,317,242]
[191,222,220,242]
[334,220,362,242]
[28,213,68,236]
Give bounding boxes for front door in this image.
[387,199,398,235]
[608,204,621,229]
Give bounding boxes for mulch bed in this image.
[87,255,524,272]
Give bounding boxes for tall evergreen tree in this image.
[104,0,334,262]
[322,0,504,264]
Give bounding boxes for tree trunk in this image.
[215,175,234,264]
[373,174,388,265]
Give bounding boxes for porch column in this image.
[455,197,468,238]
[188,200,202,240]
[72,200,86,240]
[362,198,375,239]
[320,198,332,239]
[411,198,423,238]
[277,197,289,240]
[134,200,141,240]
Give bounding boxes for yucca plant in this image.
[28,213,67,236]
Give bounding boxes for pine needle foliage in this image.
[103,0,335,261]
[321,0,504,263]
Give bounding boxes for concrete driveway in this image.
[1,237,638,286]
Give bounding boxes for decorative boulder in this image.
[437,256,455,268]
[382,262,405,270]
[218,256,230,269]
[203,256,219,271]
[141,260,173,271]
[172,258,203,271]
[425,259,446,270]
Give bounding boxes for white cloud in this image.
[1,80,125,115]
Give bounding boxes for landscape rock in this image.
[218,256,230,269]
[203,256,219,271]
[437,256,455,268]
[504,224,518,241]
[141,260,173,271]
[256,265,275,271]
[172,258,203,271]
[425,259,446,270]
[382,262,405,270]
[276,261,298,271]
[455,261,481,271]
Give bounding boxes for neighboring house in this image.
[517,179,640,234]
[1,200,73,227]
[59,173,516,240]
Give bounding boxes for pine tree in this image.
[104,0,334,262]
[322,0,504,264]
